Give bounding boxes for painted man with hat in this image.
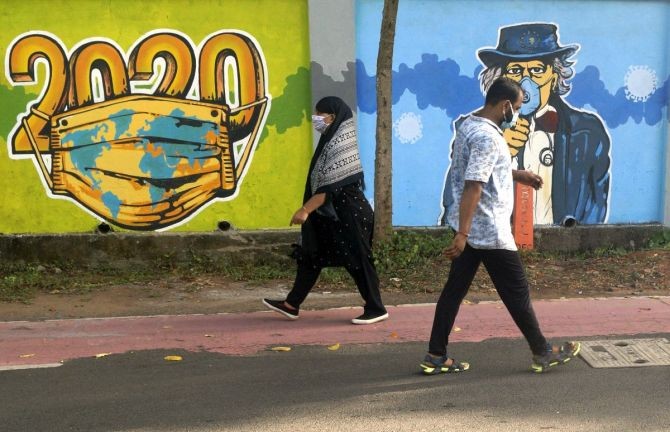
[442,22,611,226]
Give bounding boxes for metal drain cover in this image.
[578,338,670,368]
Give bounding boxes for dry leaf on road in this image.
[164,355,183,361]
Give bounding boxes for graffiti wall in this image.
[0,0,312,233]
[3,0,668,234]
[356,0,670,226]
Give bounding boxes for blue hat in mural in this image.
[478,23,579,66]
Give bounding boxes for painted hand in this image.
[503,117,530,157]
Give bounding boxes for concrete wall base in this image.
[532,224,666,252]
[1,225,665,268]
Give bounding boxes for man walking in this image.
[421,77,580,375]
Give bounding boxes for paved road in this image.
[2,296,669,367]
[0,296,669,431]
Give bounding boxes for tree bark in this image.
[373,0,399,244]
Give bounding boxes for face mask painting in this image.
[48,97,239,229]
[312,115,330,133]
[37,94,268,231]
[7,31,271,232]
[519,77,541,116]
[500,102,519,129]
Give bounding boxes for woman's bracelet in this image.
[301,206,309,213]
[456,231,469,238]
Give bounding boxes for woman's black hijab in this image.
[298,97,361,258]
[304,96,355,200]
[314,96,353,146]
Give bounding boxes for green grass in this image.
[374,230,454,276]
[0,262,162,303]
[1,229,668,303]
[649,229,670,249]
[0,275,38,303]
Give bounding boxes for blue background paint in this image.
[356,0,670,225]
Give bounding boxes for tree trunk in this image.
[373,0,399,244]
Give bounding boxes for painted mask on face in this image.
[519,77,541,116]
[8,30,270,232]
[39,95,267,230]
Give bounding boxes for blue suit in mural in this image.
[442,23,611,226]
[547,94,610,224]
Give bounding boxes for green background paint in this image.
[0,0,312,233]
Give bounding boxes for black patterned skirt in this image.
[296,183,374,270]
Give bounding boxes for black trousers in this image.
[286,259,386,315]
[428,244,547,357]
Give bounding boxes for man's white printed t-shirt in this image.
[444,114,517,251]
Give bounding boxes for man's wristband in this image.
[456,231,469,238]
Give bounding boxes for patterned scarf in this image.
[309,118,363,195]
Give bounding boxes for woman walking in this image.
[263,96,388,325]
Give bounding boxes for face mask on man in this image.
[312,115,330,134]
[500,102,519,129]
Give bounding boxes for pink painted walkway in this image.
[1,296,669,369]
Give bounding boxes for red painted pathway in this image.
[1,296,669,369]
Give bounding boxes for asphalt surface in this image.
[0,297,669,431]
[1,338,669,432]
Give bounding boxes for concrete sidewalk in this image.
[1,296,669,370]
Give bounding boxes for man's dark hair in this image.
[485,77,522,106]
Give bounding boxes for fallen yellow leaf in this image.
[95,353,112,358]
[453,327,462,332]
[270,346,291,352]
[19,354,35,358]
[390,331,399,339]
[463,299,472,305]
[327,343,340,351]
[164,355,183,361]
[204,334,214,338]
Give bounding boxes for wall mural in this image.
[4,30,270,231]
[355,0,669,226]
[446,23,612,226]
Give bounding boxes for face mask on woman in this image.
[312,115,330,134]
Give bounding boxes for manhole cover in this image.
[578,338,670,368]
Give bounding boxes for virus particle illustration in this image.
[624,65,658,102]
[393,112,423,144]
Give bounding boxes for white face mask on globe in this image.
[312,115,330,133]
